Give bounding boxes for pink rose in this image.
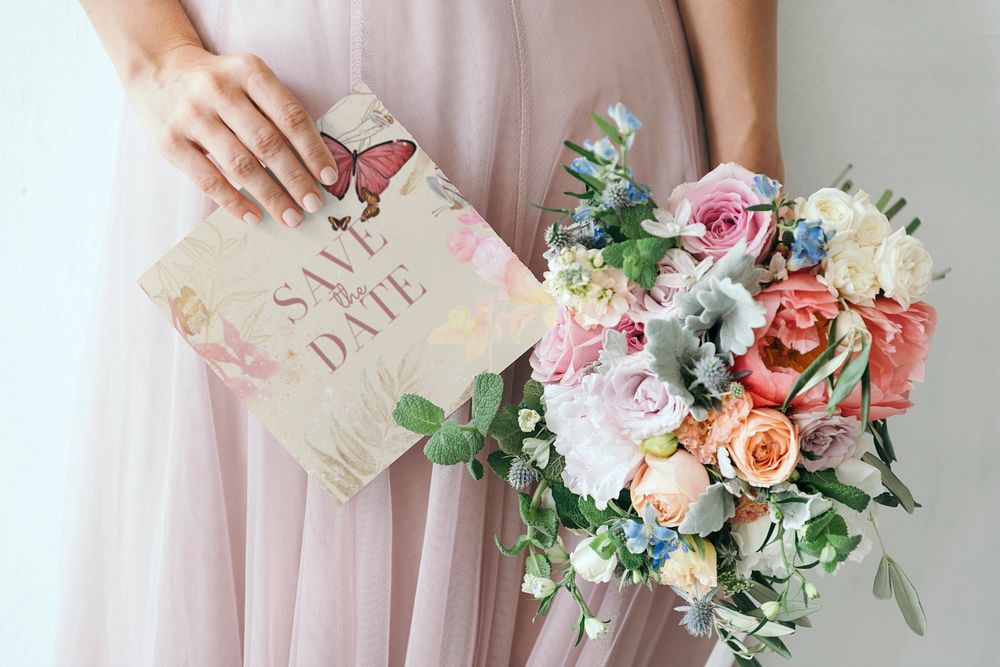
[598,353,689,442]
[792,411,861,472]
[838,298,937,419]
[630,451,710,527]
[472,236,517,285]
[668,163,776,261]
[447,226,482,262]
[612,315,646,352]
[529,307,605,385]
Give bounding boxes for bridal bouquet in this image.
[392,104,938,663]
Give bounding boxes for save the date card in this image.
[139,83,552,503]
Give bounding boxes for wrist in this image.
[120,36,205,92]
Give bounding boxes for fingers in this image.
[166,138,262,225]
[218,99,324,215]
[236,55,338,186]
[196,119,303,227]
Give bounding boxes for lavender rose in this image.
[667,162,776,262]
[598,352,689,441]
[792,411,862,472]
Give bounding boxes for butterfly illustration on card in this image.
[320,134,416,221]
[328,215,351,232]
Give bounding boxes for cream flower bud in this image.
[761,601,781,620]
[521,574,556,599]
[570,535,618,583]
[584,617,609,640]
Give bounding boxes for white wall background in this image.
[0,1,996,665]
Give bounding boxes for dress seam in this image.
[507,0,530,255]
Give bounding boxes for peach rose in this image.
[629,451,710,527]
[728,408,799,487]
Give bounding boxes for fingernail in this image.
[282,208,303,227]
[303,192,322,213]
[320,166,337,185]
[243,211,261,226]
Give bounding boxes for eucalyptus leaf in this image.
[826,338,870,414]
[873,554,893,599]
[888,559,927,635]
[678,483,737,537]
[861,453,916,513]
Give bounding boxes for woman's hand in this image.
[127,43,338,227]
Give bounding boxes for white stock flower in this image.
[874,228,933,308]
[543,246,635,327]
[821,236,879,304]
[518,408,541,432]
[571,535,618,583]
[521,574,556,599]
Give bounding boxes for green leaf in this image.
[578,496,618,527]
[870,420,897,465]
[489,405,526,456]
[860,363,871,428]
[471,372,503,436]
[521,378,544,414]
[494,533,530,556]
[875,189,893,211]
[905,217,922,235]
[873,554,893,599]
[873,492,900,508]
[617,202,656,240]
[826,338,870,414]
[756,635,792,659]
[888,559,927,635]
[798,469,871,513]
[486,450,513,481]
[590,112,623,145]
[862,453,917,513]
[467,458,484,480]
[549,479,588,530]
[518,493,559,547]
[678,483,736,537]
[609,532,646,571]
[884,197,907,221]
[743,203,777,212]
[525,552,551,578]
[563,140,599,162]
[392,394,445,435]
[599,241,626,268]
[781,335,847,411]
[423,419,474,465]
[563,164,604,192]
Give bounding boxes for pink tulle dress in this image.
[58,1,714,664]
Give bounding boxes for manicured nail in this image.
[303,192,322,213]
[282,208,303,227]
[243,211,261,226]
[320,166,337,185]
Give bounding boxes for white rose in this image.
[731,515,789,579]
[851,191,893,247]
[874,228,933,308]
[797,187,866,238]
[821,237,879,305]
[570,535,618,583]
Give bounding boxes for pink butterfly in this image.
[321,134,416,202]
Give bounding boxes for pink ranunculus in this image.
[668,163,776,262]
[613,315,646,352]
[838,298,937,419]
[759,272,840,355]
[472,236,517,285]
[447,225,483,262]
[529,307,605,385]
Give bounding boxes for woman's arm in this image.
[80,0,338,226]
[678,0,784,181]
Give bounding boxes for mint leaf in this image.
[423,419,473,465]
[392,394,445,435]
[521,378,544,414]
[549,479,587,530]
[617,202,655,240]
[798,469,871,513]
[471,372,503,436]
[525,552,551,578]
[518,493,559,548]
[467,458,484,480]
[578,496,618,526]
[489,405,526,456]
[609,532,646,571]
[494,533,530,556]
[486,450,512,481]
[600,242,626,268]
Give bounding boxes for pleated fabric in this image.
[58,1,714,664]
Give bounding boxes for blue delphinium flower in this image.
[569,156,601,177]
[608,102,643,134]
[753,173,781,200]
[626,180,651,204]
[787,219,830,271]
[572,203,599,222]
[584,136,618,162]
[623,503,680,570]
